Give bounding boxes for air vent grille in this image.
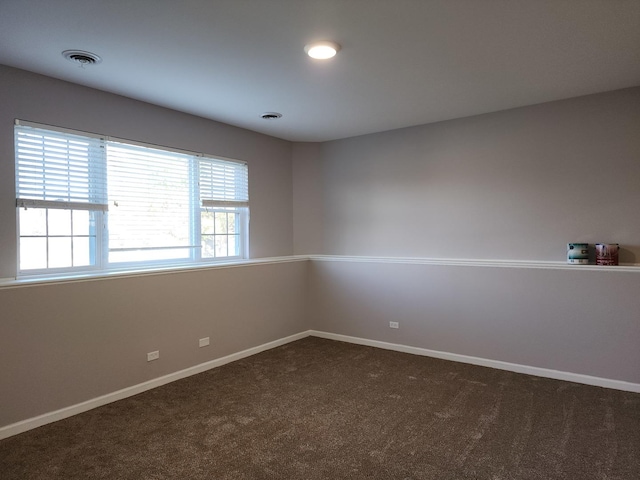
[62,50,102,66]
[260,112,282,120]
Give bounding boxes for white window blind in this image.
[107,142,194,263]
[15,123,107,210]
[14,120,249,276]
[199,158,249,208]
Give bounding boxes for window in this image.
[15,120,249,277]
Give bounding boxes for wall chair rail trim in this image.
[308,255,640,272]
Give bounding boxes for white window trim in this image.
[14,119,250,280]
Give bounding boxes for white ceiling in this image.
[1,1,639,142]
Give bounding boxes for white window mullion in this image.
[96,143,108,271]
[191,157,202,261]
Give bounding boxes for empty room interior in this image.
[1,1,639,478]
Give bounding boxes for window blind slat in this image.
[201,200,249,208]
[16,199,109,211]
[106,142,192,256]
[199,159,248,203]
[15,126,106,206]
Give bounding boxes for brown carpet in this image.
[1,337,639,479]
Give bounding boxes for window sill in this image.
[2,255,639,289]
[0,256,309,289]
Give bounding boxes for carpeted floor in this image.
[1,337,639,479]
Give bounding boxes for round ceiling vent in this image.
[260,112,283,120]
[62,50,102,66]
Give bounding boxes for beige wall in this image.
[308,259,640,385]
[0,260,309,427]
[0,65,294,279]
[2,66,640,435]
[292,142,323,254]
[0,65,300,431]
[293,87,640,262]
[297,88,640,392]
[3,257,640,432]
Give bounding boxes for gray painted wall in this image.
[0,65,294,279]
[0,65,301,430]
[293,87,640,262]
[296,88,640,392]
[2,65,639,434]
[0,260,308,427]
[292,142,323,254]
[308,259,640,384]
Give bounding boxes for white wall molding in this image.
[309,330,640,394]
[4,327,639,441]
[308,254,640,272]
[0,331,310,441]
[3,254,638,290]
[0,256,310,290]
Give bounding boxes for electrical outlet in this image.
[389,321,399,329]
[199,337,210,348]
[147,350,159,362]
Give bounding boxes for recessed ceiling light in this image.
[62,50,102,66]
[260,112,282,120]
[304,41,341,60]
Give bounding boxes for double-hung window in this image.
[15,120,249,277]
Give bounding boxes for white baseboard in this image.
[309,330,640,394]
[4,329,639,441]
[0,331,310,441]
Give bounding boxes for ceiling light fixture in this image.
[304,41,341,60]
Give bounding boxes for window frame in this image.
[14,120,250,279]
